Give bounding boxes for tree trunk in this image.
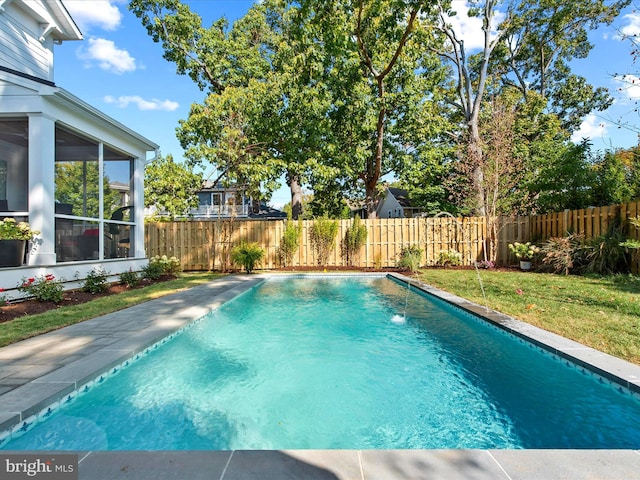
[289,174,303,220]
[364,80,386,220]
[365,186,378,219]
[468,122,486,217]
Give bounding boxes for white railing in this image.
[191,204,249,218]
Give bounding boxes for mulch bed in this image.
[0,276,174,324]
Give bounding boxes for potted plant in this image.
[0,217,40,267]
[508,241,539,270]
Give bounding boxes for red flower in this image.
[28,278,35,284]
[45,274,55,281]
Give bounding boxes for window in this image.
[0,118,29,215]
[54,126,135,262]
[198,192,211,206]
[54,126,99,219]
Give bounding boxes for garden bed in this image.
[0,276,175,324]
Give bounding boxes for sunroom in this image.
[0,0,158,297]
[0,76,158,295]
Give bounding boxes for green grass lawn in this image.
[0,272,223,348]
[418,269,640,365]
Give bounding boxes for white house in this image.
[191,181,286,220]
[350,187,423,219]
[0,0,158,295]
[376,187,423,218]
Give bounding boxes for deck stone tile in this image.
[490,449,640,480]
[76,451,232,480]
[360,450,507,480]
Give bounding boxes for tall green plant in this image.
[582,221,630,274]
[309,216,338,266]
[342,216,368,266]
[397,245,423,273]
[231,241,265,273]
[279,217,302,267]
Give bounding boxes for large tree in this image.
[294,0,448,218]
[131,0,339,219]
[432,0,628,215]
[495,0,628,130]
[129,0,274,94]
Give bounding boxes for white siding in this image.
[377,193,404,218]
[0,2,54,80]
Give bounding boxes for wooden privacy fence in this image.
[145,200,640,271]
[146,217,490,271]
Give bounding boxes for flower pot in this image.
[0,239,26,267]
[519,260,532,271]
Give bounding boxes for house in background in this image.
[351,187,424,219]
[377,187,423,218]
[0,0,158,294]
[189,181,286,220]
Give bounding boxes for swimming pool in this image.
[2,275,640,450]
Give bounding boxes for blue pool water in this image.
[3,276,640,450]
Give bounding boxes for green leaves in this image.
[144,154,202,219]
[129,0,274,92]
[132,0,631,220]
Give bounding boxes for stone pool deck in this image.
[1,273,640,479]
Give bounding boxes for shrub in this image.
[144,255,181,279]
[508,242,540,260]
[541,225,632,276]
[142,261,165,280]
[309,216,338,266]
[476,260,495,269]
[231,242,265,273]
[342,216,368,266]
[279,218,302,267]
[119,268,140,288]
[18,274,64,303]
[0,288,8,308]
[82,267,109,294]
[436,250,462,267]
[582,225,630,275]
[539,234,585,275]
[397,245,423,273]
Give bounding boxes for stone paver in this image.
[1,273,640,480]
[490,449,640,480]
[360,450,508,480]
[77,451,232,480]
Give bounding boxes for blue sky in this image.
[55,1,640,207]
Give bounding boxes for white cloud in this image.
[64,0,122,31]
[443,2,505,51]
[104,95,180,111]
[78,37,137,74]
[571,114,608,143]
[614,74,640,101]
[619,12,640,38]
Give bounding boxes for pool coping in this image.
[0,272,639,480]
